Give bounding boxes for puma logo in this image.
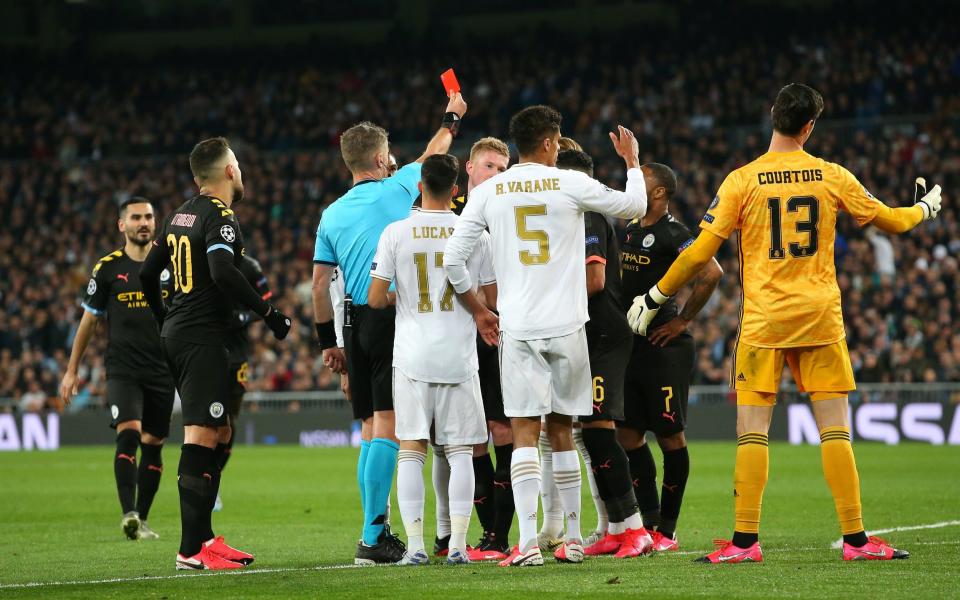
[474,496,487,505]
[592,403,602,414]
[493,480,510,489]
[663,483,679,494]
[116,453,135,464]
[592,459,612,474]
[662,412,677,423]
[147,464,163,473]
[117,273,129,283]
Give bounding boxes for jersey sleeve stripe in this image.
[370,273,392,282]
[206,243,235,254]
[81,302,105,317]
[313,259,337,265]
[585,256,607,265]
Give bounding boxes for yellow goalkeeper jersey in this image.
[700,149,881,347]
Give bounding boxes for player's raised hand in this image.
[609,124,640,169]
[445,92,468,118]
[627,285,671,336]
[58,370,79,407]
[475,309,500,347]
[263,305,292,340]
[915,178,943,221]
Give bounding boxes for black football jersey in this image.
[81,249,173,379]
[620,213,695,330]
[584,212,632,343]
[225,255,272,363]
[156,194,245,345]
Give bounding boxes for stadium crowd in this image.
[1,21,959,412]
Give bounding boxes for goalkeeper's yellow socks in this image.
[819,426,869,546]
[732,432,768,547]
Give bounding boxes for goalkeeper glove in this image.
[915,177,942,221]
[627,285,671,336]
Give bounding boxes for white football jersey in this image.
[329,266,346,348]
[444,163,646,340]
[371,209,496,383]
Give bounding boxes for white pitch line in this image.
[830,520,960,549]
[3,538,958,590]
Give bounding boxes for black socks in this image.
[136,442,164,521]
[473,453,496,532]
[492,443,514,542]
[114,429,140,514]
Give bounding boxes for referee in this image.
[312,91,467,565]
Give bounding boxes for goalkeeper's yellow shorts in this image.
[732,340,855,405]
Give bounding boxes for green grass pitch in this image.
[1,442,958,598]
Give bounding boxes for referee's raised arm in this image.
[415,92,468,163]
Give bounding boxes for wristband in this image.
[649,285,671,306]
[315,320,338,350]
[441,112,461,137]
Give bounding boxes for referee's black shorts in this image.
[622,334,695,436]
[162,337,230,428]
[344,305,396,420]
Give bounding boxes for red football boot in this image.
[613,528,654,558]
[176,546,244,570]
[695,539,763,563]
[842,536,909,561]
[204,536,255,565]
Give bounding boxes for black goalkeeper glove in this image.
[263,305,292,340]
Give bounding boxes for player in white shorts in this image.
[368,154,497,565]
[443,105,647,566]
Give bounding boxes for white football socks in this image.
[397,449,426,554]
[511,446,541,552]
[552,449,583,543]
[574,428,608,534]
[431,444,451,539]
[445,445,474,555]
[537,431,563,538]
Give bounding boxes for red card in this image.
[440,68,461,96]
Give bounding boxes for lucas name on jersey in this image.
[412,226,455,240]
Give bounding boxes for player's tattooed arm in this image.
[648,257,722,347]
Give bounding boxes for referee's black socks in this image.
[136,442,163,521]
[178,444,216,557]
[114,429,140,515]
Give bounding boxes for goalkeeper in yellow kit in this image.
[627,83,943,563]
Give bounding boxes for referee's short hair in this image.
[189,137,231,182]
[556,149,593,177]
[771,83,823,136]
[340,121,389,173]
[420,154,459,196]
[509,105,562,156]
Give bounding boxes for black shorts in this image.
[107,376,175,438]
[477,335,506,422]
[227,361,248,419]
[581,333,632,423]
[344,305,395,421]
[162,337,230,428]
[622,334,695,435]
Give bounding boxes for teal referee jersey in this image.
[314,162,421,305]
